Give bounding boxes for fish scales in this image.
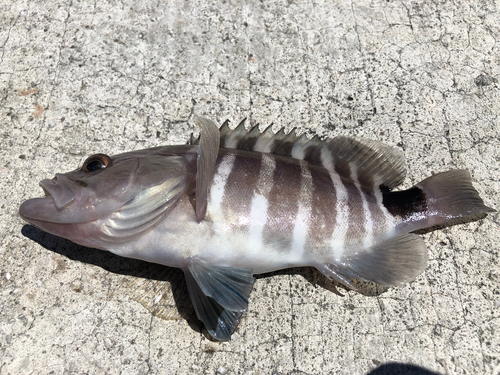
[247,154,275,252]
[350,163,375,249]
[306,166,337,253]
[341,163,367,252]
[207,151,397,264]
[220,153,262,231]
[262,156,302,251]
[19,116,495,341]
[289,161,313,262]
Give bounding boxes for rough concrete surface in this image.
[1,0,499,374]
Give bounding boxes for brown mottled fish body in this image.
[19,116,495,340]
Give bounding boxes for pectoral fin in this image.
[184,258,255,340]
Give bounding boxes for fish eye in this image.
[82,154,112,173]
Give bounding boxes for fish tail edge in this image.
[417,169,495,229]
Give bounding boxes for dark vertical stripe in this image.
[221,153,262,232]
[306,166,338,251]
[262,159,302,251]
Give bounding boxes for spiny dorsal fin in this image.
[216,119,407,189]
[222,118,247,148]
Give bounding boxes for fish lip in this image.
[39,176,76,209]
[18,176,78,224]
[19,196,56,222]
[19,195,87,225]
[40,180,54,198]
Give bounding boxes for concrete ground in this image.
[1,0,499,374]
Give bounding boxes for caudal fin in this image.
[416,169,495,230]
[383,169,495,233]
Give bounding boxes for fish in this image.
[19,116,495,340]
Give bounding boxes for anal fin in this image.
[317,263,360,291]
[318,234,428,288]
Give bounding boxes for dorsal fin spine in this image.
[253,124,275,153]
[223,119,246,148]
[219,120,232,142]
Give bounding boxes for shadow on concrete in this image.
[367,362,443,375]
[21,224,202,334]
[257,266,389,297]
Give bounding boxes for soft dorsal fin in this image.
[313,136,407,189]
[192,116,220,221]
[190,117,406,189]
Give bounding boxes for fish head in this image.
[19,147,196,247]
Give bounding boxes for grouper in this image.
[19,116,495,340]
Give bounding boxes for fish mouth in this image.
[40,176,76,209]
[19,195,60,224]
[19,193,85,243]
[19,176,78,224]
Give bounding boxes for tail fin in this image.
[416,169,495,229]
[383,169,494,233]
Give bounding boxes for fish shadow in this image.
[21,224,202,334]
[21,224,386,339]
[366,362,443,375]
[259,267,388,297]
